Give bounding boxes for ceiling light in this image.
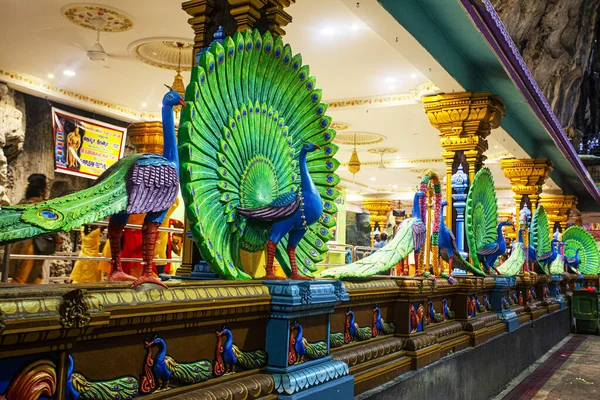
[351,24,360,31]
[142,103,147,108]
[393,185,398,188]
[410,73,418,79]
[494,145,498,148]
[384,77,397,84]
[370,177,376,181]
[321,27,336,36]
[47,73,55,79]
[395,156,400,159]
[63,70,76,77]
[387,85,395,90]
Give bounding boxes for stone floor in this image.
[495,334,599,399]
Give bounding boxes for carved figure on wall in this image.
[344,309,372,343]
[0,88,184,288]
[288,322,327,365]
[66,355,138,400]
[213,328,267,376]
[372,306,395,336]
[0,359,56,400]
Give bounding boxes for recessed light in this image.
[410,73,418,79]
[388,85,395,90]
[141,103,147,108]
[494,145,498,149]
[395,156,400,159]
[321,27,336,36]
[393,185,398,188]
[370,177,376,181]
[63,70,76,77]
[384,77,397,84]
[47,73,55,79]
[351,24,360,31]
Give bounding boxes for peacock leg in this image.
[448,257,453,276]
[264,240,286,280]
[108,215,136,282]
[288,246,311,281]
[413,251,420,276]
[131,221,168,288]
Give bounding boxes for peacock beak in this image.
[178,98,187,108]
[314,145,321,150]
[144,341,154,348]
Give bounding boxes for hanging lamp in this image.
[347,133,361,177]
[171,42,186,115]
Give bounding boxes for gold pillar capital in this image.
[538,194,577,230]
[362,199,396,246]
[182,0,215,59]
[500,158,553,196]
[128,121,164,154]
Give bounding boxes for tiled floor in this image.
[499,335,600,399]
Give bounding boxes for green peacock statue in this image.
[67,355,139,400]
[498,227,526,276]
[465,168,512,275]
[562,226,600,274]
[530,205,553,274]
[178,29,340,280]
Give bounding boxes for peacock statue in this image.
[562,226,600,274]
[344,310,372,343]
[442,298,455,320]
[140,337,212,394]
[501,295,508,310]
[0,88,184,288]
[330,331,346,349]
[0,359,56,400]
[565,248,581,273]
[288,322,327,364]
[465,168,513,275]
[549,241,566,274]
[321,191,426,278]
[530,205,553,274]
[409,303,425,333]
[213,328,267,376]
[178,29,340,280]
[372,306,396,336]
[66,355,139,400]
[438,201,486,276]
[498,227,526,276]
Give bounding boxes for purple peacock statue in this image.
[0,87,184,288]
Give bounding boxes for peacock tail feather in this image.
[178,29,339,279]
[302,338,328,360]
[562,226,600,274]
[320,218,418,278]
[548,254,564,274]
[167,357,212,385]
[71,373,139,400]
[330,332,345,348]
[356,325,372,341]
[465,168,498,272]
[381,322,396,335]
[497,242,525,276]
[232,344,268,370]
[530,206,551,261]
[0,155,141,244]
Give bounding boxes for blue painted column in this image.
[451,165,468,275]
[264,280,353,399]
[490,276,519,332]
[548,274,566,310]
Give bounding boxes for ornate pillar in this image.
[128,122,164,154]
[423,92,506,228]
[264,0,295,37]
[451,165,468,260]
[182,0,215,60]
[500,158,553,234]
[228,0,267,32]
[538,195,577,232]
[362,199,396,247]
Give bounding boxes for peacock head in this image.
[302,143,321,153]
[144,336,163,348]
[162,85,186,109]
[499,220,513,228]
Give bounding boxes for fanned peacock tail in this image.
[465,168,498,272]
[0,155,141,244]
[178,29,340,279]
[232,345,268,370]
[562,226,600,274]
[497,242,525,276]
[302,338,328,360]
[530,205,551,265]
[169,358,212,384]
[330,332,345,348]
[549,254,565,274]
[320,218,418,278]
[71,373,139,400]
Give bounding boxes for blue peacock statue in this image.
[321,191,427,278]
[465,168,512,275]
[288,322,327,364]
[442,298,454,319]
[66,355,139,400]
[213,328,267,376]
[372,306,396,336]
[178,29,340,280]
[438,201,486,276]
[0,88,184,288]
[562,226,600,274]
[140,337,212,393]
[498,227,526,276]
[344,310,372,343]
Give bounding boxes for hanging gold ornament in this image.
[171,42,186,116]
[347,134,361,177]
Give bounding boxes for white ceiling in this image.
[0,0,544,213]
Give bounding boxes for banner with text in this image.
[52,108,127,179]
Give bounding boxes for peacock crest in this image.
[178,29,340,279]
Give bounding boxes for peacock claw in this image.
[263,273,287,281]
[289,274,312,281]
[108,270,137,282]
[130,274,168,289]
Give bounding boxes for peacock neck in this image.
[412,193,422,219]
[299,149,316,196]
[496,223,507,244]
[295,325,303,342]
[439,204,446,231]
[518,229,524,243]
[162,105,179,168]
[155,340,167,363]
[223,330,233,349]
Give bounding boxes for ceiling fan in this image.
[87,17,110,62]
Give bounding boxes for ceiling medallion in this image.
[128,38,194,71]
[330,121,350,131]
[334,132,385,146]
[61,3,134,32]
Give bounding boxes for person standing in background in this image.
[374,232,388,249]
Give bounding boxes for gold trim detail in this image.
[327,82,440,109]
[61,4,134,32]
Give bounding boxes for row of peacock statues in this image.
[0,28,598,285]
